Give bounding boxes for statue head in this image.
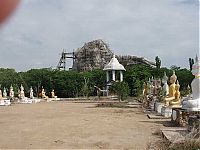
[170,71,177,84]
[162,72,168,84]
[192,55,200,78]
[10,85,13,90]
[20,84,24,91]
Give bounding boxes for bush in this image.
[110,81,130,101]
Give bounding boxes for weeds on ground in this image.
[96,102,129,108]
[149,128,200,150]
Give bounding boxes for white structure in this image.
[3,87,7,98]
[19,84,25,99]
[162,72,169,96]
[9,85,14,99]
[0,87,11,106]
[103,55,126,82]
[30,87,34,99]
[182,56,200,111]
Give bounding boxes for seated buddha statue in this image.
[41,87,48,99]
[51,89,57,98]
[30,87,34,99]
[170,80,181,107]
[20,85,25,99]
[182,55,200,111]
[9,85,14,99]
[3,87,7,98]
[164,71,177,106]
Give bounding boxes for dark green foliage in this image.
[123,64,193,97]
[110,81,130,101]
[124,64,152,96]
[0,64,194,98]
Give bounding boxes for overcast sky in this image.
[0,0,199,71]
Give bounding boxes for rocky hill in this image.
[72,39,155,71]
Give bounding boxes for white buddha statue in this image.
[19,84,25,99]
[9,85,14,99]
[30,87,34,99]
[3,87,7,98]
[162,72,169,96]
[182,56,200,111]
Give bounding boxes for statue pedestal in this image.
[47,98,61,102]
[21,98,33,104]
[182,98,200,112]
[4,100,11,105]
[0,99,11,106]
[149,101,155,110]
[161,106,172,117]
[33,99,41,103]
[155,102,165,114]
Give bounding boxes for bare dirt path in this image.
[0,101,166,149]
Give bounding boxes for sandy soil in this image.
[0,101,166,149]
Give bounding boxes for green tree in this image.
[170,65,181,71]
[110,81,130,101]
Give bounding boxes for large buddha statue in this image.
[182,56,200,111]
[170,80,181,107]
[164,71,177,106]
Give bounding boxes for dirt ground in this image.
[0,101,167,149]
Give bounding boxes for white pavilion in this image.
[103,55,126,83]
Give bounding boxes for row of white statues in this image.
[0,85,57,100]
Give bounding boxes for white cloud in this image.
[0,0,198,71]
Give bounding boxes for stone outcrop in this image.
[72,39,156,71]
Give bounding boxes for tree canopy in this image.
[0,64,194,98]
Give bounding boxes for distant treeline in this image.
[0,64,194,98]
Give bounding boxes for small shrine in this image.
[103,55,126,83]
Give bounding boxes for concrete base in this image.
[155,102,165,114]
[47,98,60,102]
[182,98,200,112]
[161,106,172,117]
[20,98,41,104]
[32,99,41,103]
[161,127,187,143]
[150,101,155,110]
[147,114,170,119]
[21,99,33,104]
[0,99,11,106]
